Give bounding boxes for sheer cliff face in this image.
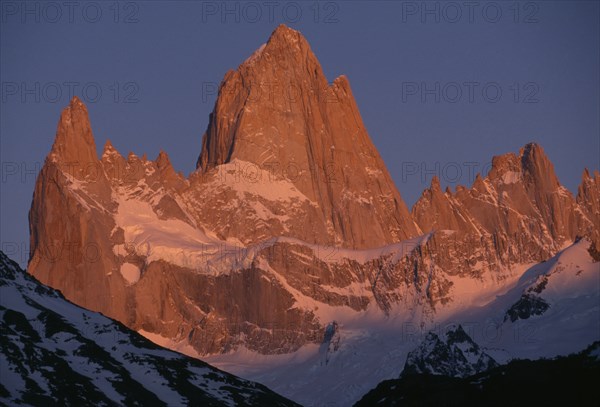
[28,99,120,314]
[27,25,598,357]
[577,168,600,251]
[195,25,419,248]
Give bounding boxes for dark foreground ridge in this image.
[0,250,299,406]
[355,342,600,407]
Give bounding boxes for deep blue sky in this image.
[2,1,599,266]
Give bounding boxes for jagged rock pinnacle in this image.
[195,24,419,248]
[49,96,98,177]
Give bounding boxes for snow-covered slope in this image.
[0,251,298,406]
[203,239,599,406]
[460,238,600,359]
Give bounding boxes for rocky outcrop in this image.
[402,325,498,378]
[504,294,550,322]
[320,321,341,365]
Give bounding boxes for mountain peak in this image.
[520,141,542,155]
[519,142,560,189]
[445,324,474,346]
[156,150,171,168]
[262,24,310,58]
[195,25,418,248]
[127,152,139,162]
[490,152,519,172]
[102,139,119,156]
[69,95,86,108]
[402,325,498,378]
[49,97,98,177]
[237,24,313,73]
[430,176,442,191]
[268,24,303,45]
[582,167,591,180]
[519,142,547,169]
[580,167,598,183]
[472,173,485,190]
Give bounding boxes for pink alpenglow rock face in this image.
[28,25,599,357]
[412,143,598,274]
[195,24,419,248]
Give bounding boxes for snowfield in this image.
[202,239,599,406]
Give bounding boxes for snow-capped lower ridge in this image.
[200,238,599,406]
[0,251,298,407]
[401,324,499,378]
[354,342,600,407]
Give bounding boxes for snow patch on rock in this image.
[120,263,140,284]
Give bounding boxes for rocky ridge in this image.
[27,25,600,357]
